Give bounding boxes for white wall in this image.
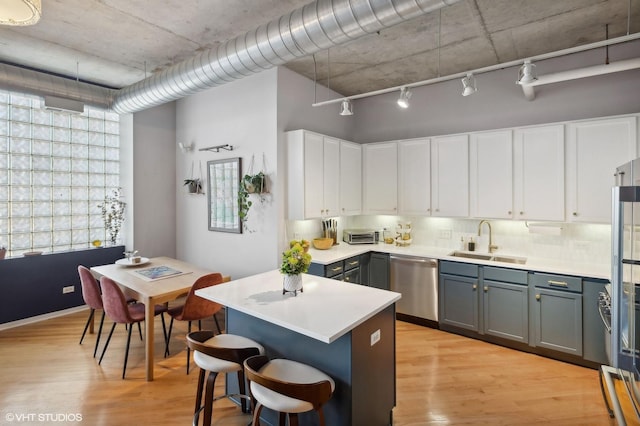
[175,70,279,278]
[352,40,640,142]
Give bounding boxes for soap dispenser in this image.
[468,237,476,252]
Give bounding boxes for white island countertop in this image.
[195,269,401,344]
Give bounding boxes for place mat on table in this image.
[129,265,193,282]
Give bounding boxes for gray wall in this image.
[352,40,640,143]
[130,102,177,258]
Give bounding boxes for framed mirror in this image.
[207,157,242,233]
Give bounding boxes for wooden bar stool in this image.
[186,330,264,426]
[244,355,335,426]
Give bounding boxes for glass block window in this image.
[0,90,120,257]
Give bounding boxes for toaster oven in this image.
[343,229,378,244]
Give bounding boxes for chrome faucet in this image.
[478,220,498,253]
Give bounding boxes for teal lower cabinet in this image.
[439,261,480,332]
[483,267,529,344]
[530,272,583,357]
[439,261,603,368]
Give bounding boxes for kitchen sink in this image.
[448,251,527,265]
[449,251,493,261]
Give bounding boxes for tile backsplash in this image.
[287,215,610,267]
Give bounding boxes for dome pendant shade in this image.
[0,0,41,26]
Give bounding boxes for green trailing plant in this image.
[237,172,266,229]
[238,181,252,228]
[98,188,126,245]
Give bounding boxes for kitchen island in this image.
[195,269,401,426]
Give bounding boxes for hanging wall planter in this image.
[243,171,266,194]
[184,178,202,194]
[183,161,204,194]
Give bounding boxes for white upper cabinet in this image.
[398,138,431,216]
[567,117,637,223]
[286,130,340,220]
[431,134,469,217]
[363,142,398,214]
[514,125,565,221]
[340,141,362,216]
[470,130,513,219]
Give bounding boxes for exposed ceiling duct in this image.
[0,61,114,109]
[110,0,462,114]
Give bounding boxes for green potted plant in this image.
[183,178,202,194]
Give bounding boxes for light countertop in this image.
[308,243,610,281]
[195,269,401,344]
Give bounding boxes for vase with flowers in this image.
[280,240,312,296]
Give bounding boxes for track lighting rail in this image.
[312,32,640,108]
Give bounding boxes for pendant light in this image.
[0,0,41,26]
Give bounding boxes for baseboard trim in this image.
[0,306,88,331]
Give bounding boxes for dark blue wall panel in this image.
[0,246,124,324]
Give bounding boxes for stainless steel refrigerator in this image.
[602,159,640,424]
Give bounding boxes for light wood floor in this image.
[0,310,614,425]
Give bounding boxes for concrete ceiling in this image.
[0,0,638,97]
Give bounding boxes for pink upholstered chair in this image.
[98,276,168,379]
[78,265,106,358]
[164,273,225,374]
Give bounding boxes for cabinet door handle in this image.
[572,212,578,216]
[484,286,488,292]
[472,284,477,290]
[536,294,541,301]
[548,280,568,287]
[345,277,351,282]
[348,261,359,266]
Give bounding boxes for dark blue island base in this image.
[226,304,396,426]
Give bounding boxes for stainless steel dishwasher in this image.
[390,255,438,322]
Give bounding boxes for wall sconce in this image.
[199,144,234,153]
[178,142,194,153]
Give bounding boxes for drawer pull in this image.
[348,261,359,266]
[548,280,568,287]
[331,267,343,272]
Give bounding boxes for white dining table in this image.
[91,256,220,381]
